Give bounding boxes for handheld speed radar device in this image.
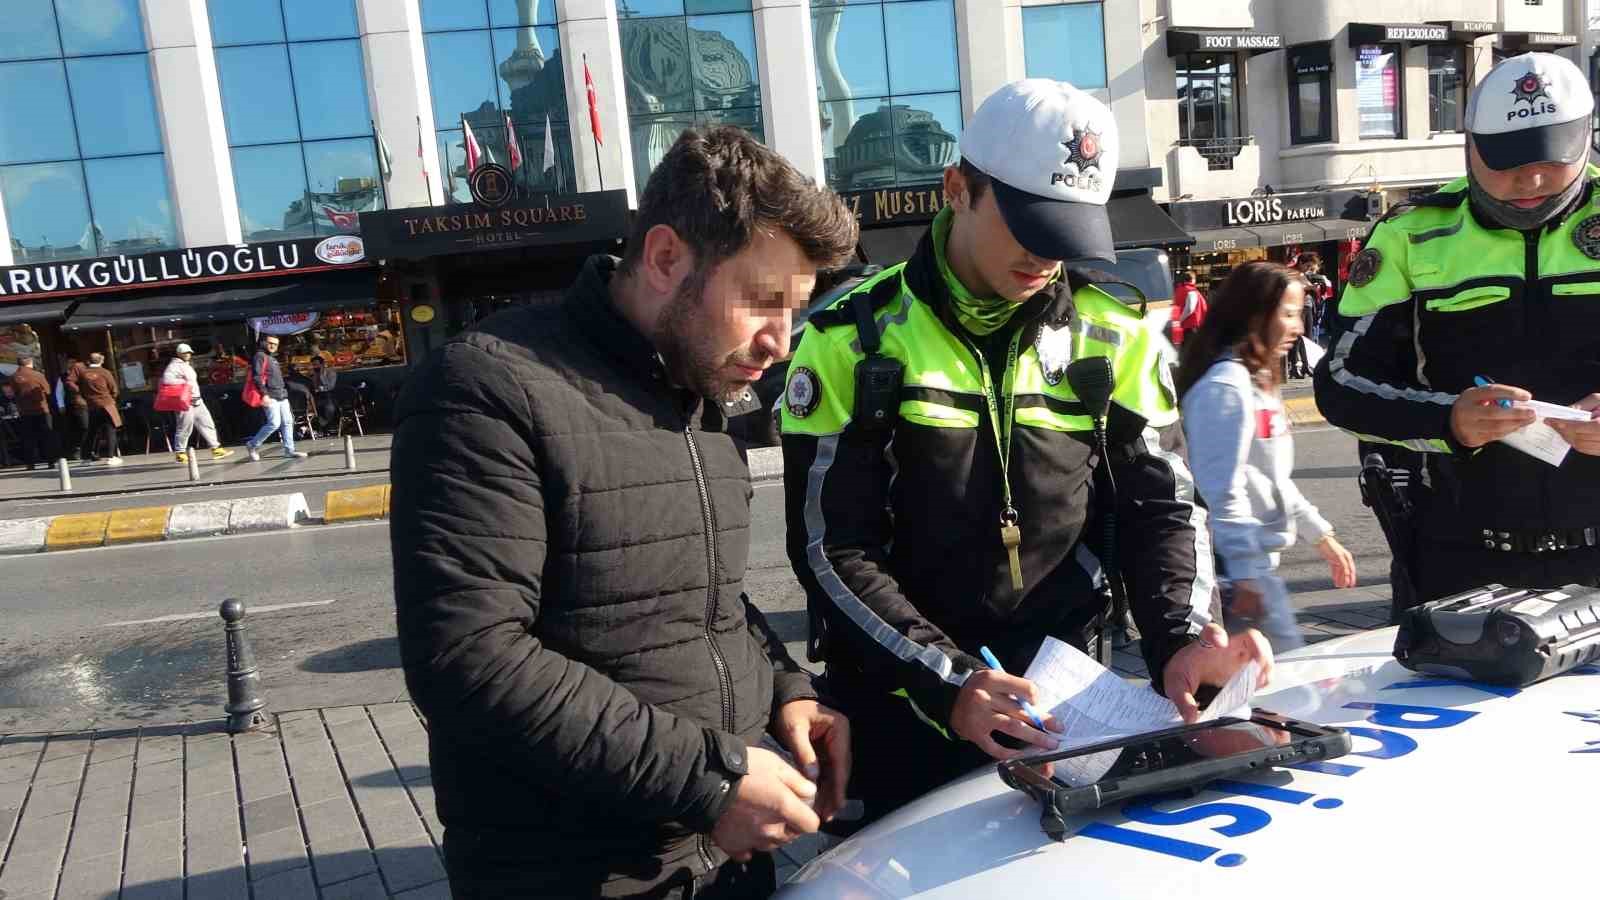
[998,712,1351,841]
[1394,584,1600,687]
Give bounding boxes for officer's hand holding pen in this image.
[950,660,1064,761]
[1451,380,1535,448]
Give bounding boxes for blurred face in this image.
[180,352,192,361]
[1468,141,1586,208]
[655,227,816,403]
[265,337,279,354]
[1263,280,1305,360]
[944,167,1061,302]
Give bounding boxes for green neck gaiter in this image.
[933,207,1019,337]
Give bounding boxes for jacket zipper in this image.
[685,422,731,877]
[1524,230,1554,538]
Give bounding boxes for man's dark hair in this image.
[620,126,858,278]
[958,157,991,204]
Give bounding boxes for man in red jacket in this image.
[1169,270,1208,345]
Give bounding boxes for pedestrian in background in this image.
[9,357,54,469]
[74,353,123,466]
[1177,261,1356,652]
[310,357,338,429]
[161,344,234,464]
[1295,252,1333,344]
[1169,269,1208,346]
[243,335,307,462]
[61,354,89,460]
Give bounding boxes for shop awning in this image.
[1348,23,1450,46]
[1109,194,1193,250]
[1248,221,1329,247]
[1188,227,1261,254]
[0,298,75,327]
[857,224,926,266]
[1166,29,1284,56]
[1500,32,1578,51]
[62,269,377,332]
[1429,20,1500,42]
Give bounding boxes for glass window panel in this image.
[208,0,285,46]
[302,138,383,235]
[0,0,61,61]
[232,143,312,242]
[66,55,164,158]
[687,0,752,12]
[1356,44,1400,139]
[56,0,145,57]
[619,17,694,115]
[1297,79,1323,140]
[0,161,93,261]
[823,97,893,191]
[1021,3,1107,90]
[688,14,760,112]
[1429,45,1464,133]
[618,0,687,17]
[891,91,959,185]
[421,0,489,31]
[812,3,887,101]
[492,26,569,123]
[0,61,78,164]
[629,109,694,190]
[216,45,299,145]
[883,1,958,95]
[83,154,176,254]
[698,105,761,136]
[283,0,360,41]
[289,40,372,141]
[489,0,557,26]
[424,31,500,130]
[436,130,474,203]
[510,119,574,192]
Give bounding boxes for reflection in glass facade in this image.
[813,0,960,191]
[421,0,575,202]
[0,0,176,261]
[617,1,765,192]
[211,0,384,242]
[1021,3,1107,90]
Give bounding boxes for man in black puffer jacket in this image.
[390,127,859,899]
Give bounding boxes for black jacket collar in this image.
[565,255,672,385]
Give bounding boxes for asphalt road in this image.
[0,425,1384,735]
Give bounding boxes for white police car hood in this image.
[777,628,1600,898]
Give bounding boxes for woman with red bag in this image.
[158,344,234,464]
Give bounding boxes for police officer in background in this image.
[1316,52,1600,605]
[780,79,1272,824]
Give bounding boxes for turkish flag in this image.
[584,58,604,147]
[462,118,483,172]
[504,114,523,173]
[322,206,360,231]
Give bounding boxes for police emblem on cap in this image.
[1511,70,1552,108]
[1063,128,1103,173]
[1573,215,1600,259]
[1347,247,1382,288]
[786,367,820,418]
[1036,324,1073,386]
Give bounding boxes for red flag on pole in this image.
[462,117,483,172]
[504,113,523,173]
[584,58,604,147]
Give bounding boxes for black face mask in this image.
[1467,147,1586,231]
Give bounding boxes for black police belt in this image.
[1468,526,1600,554]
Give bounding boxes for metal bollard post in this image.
[57,457,72,492]
[187,452,201,482]
[220,599,268,733]
[343,434,356,471]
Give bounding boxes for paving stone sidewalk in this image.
[0,595,1392,898]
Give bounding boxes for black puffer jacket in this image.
[390,256,815,894]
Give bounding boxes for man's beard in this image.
[655,275,770,404]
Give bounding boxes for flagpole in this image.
[371,120,391,210]
[585,54,604,191]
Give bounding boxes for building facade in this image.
[8,0,1589,431]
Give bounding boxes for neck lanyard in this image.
[960,328,1025,591]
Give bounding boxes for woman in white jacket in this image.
[1175,261,1356,651]
[162,344,234,464]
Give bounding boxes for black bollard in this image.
[220,599,268,733]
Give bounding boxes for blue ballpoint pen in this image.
[1473,375,1514,409]
[978,646,1048,731]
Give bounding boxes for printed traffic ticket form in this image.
[1021,636,1259,755]
[1500,400,1594,467]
